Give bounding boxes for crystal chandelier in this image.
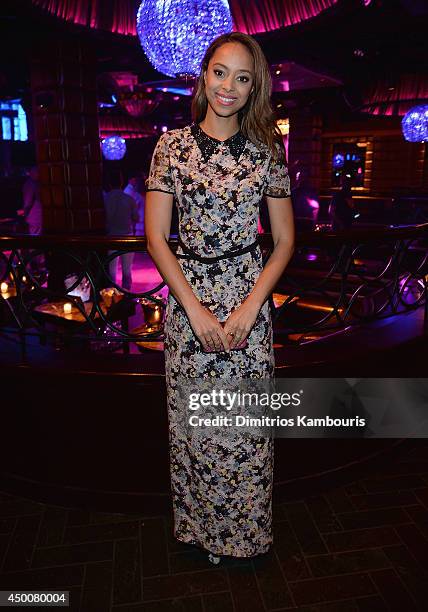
[402,105,428,142]
[136,0,233,78]
[101,136,127,160]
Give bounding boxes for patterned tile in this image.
[1,440,428,612]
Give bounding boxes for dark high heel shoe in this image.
[207,552,221,565]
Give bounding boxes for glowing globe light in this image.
[401,105,428,143]
[101,136,127,160]
[136,0,233,78]
[333,153,344,168]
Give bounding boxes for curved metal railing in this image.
[0,224,427,349]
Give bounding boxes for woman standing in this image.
[145,32,294,564]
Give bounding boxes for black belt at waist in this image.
[176,236,260,264]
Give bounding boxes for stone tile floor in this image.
[1,441,428,611]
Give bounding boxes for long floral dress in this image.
[146,123,291,557]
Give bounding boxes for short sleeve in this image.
[264,144,291,198]
[145,133,175,195]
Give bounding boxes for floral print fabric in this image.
[147,123,290,557]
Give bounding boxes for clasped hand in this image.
[188,301,260,352]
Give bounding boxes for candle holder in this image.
[138,296,166,333]
[100,287,124,309]
[0,282,8,294]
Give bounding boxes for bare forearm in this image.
[245,239,294,310]
[147,237,200,312]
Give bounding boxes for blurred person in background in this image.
[124,173,146,235]
[104,171,139,290]
[329,174,355,231]
[18,165,44,273]
[20,165,42,235]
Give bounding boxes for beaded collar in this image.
[190,122,247,162]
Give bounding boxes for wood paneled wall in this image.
[320,116,427,197]
[31,35,104,232]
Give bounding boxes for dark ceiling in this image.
[0,0,427,122]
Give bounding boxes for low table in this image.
[32,298,136,353]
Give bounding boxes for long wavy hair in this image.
[191,32,285,161]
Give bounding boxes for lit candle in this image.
[153,305,161,322]
[0,282,8,293]
[63,302,72,314]
[22,276,26,283]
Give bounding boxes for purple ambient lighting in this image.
[101,136,127,160]
[136,0,233,78]
[401,105,428,142]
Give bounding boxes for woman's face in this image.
[203,42,254,118]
